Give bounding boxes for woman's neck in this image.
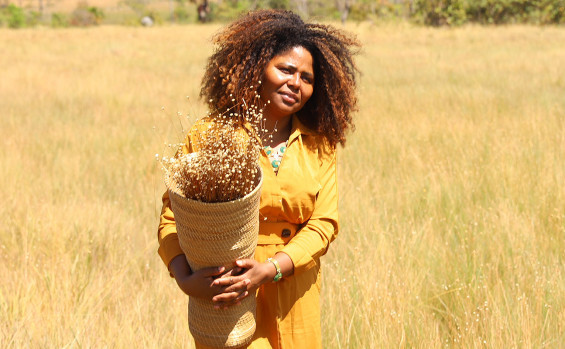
[263,115,292,147]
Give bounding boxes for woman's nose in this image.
[287,73,301,88]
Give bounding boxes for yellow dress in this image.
[158,116,339,349]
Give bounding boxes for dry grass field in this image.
[1,23,564,348]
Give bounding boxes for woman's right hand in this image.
[169,254,249,302]
[169,254,226,299]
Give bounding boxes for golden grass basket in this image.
[165,167,263,348]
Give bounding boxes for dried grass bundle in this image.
[161,100,264,203]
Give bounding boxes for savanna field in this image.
[1,23,564,347]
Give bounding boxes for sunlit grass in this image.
[1,23,564,347]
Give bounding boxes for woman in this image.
[158,9,360,348]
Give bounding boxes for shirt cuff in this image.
[281,240,319,274]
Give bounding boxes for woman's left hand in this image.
[211,259,275,309]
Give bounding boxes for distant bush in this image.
[27,11,41,26]
[465,0,534,24]
[70,2,105,26]
[269,0,290,10]
[88,6,105,23]
[540,0,565,23]
[51,12,69,27]
[173,3,190,23]
[413,0,467,26]
[377,0,565,25]
[1,4,26,28]
[211,0,565,25]
[464,0,565,24]
[209,0,257,22]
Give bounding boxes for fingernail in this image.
[245,279,251,285]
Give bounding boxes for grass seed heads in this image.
[161,100,263,203]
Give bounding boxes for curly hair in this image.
[200,9,361,146]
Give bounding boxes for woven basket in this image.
[166,167,263,348]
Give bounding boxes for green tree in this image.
[6,4,26,28]
[414,0,467,25]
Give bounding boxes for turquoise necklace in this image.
[264,141,287,172]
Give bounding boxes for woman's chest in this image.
[258,142,321,224]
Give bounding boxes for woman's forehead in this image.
[271,46,313,65]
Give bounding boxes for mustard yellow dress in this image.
[158,116,339,349]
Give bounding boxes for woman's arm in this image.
[157,129,250,302]
[157,190,185,276]
[279,146,339,274]
[157,132,194,275]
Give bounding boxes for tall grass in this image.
[1,23,564,348]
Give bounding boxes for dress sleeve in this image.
[157,191,184,274]
[280,147,339,275]
[157,136,193,274]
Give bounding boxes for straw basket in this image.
[165,167,263,348]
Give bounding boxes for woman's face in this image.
[260,46,315,121]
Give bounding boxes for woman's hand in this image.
[211,259,275,309]
[169,254,251,302]
[211,253,295,308]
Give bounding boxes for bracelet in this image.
[267,257,282,282]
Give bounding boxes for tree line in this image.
[1,0,564,28]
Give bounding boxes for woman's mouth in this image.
[279,91,298,104]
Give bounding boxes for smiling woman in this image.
[157,9,360,348]
[260,46,315,128]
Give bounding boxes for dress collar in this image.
[288,115,315,145]
[240,114,315,146]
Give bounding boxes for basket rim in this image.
[166,165,263,207]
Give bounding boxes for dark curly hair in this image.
[200,10,361,146]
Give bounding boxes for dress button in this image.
[281,229,291,238]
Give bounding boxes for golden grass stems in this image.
[1,24,564,348]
